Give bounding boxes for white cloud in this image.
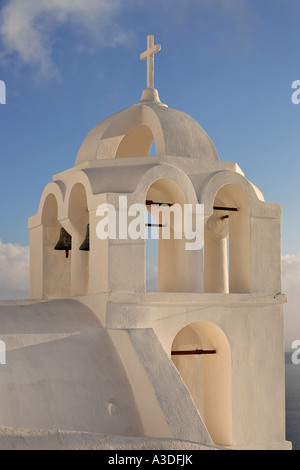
[0,235,299,349]
[0,0,130,78]
[0,239,29,300]
[146,251,300,349]
[282,254,300,350]
[0,0,259,79]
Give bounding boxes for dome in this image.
[75,89,219,165]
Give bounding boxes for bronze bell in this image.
[54,227,72,258]
[79,224,90,251]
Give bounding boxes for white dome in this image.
[75,89,219,165]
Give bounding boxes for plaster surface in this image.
[0,293,291,450]
[11,37,292,449]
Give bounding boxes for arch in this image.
[204,184,250,294]
[28,182,65,229]
[134,164,199,207]
[63,171,93,217]
[116,124,155,158]
[76,104,167,163]
[171,320,232,446]
[135,167,201,294]
[103,105,166,159]
[41,193,71,299]
[200,170,264,216]
[42,193,59,227]
[144,175,203,293]
[67,183,90,296]
[68,183,89,234]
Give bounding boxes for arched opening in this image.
[146,212,158,292]
[149,140,156,156]
[42,194,71,298]
[204,184,250,294]
[145,178,203,293]
[171,321,232,446]
[68,183,90,296]
[116,124,155,158]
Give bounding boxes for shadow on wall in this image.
[0,299,144,436]
[171,320,232,447]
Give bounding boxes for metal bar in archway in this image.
[146,200,174,207]
[171,349,216,356]
[213,206,238,212]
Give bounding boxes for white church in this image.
[0,36,291,450]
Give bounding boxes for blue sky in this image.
[0,0,300,333]
[0,0,299,252]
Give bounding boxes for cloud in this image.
[0,0,259,79]
[0,239,29,300]
[146,251,300,348]
[0,0,130,78]
[282,254,300,350]
[0,235,299,349]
